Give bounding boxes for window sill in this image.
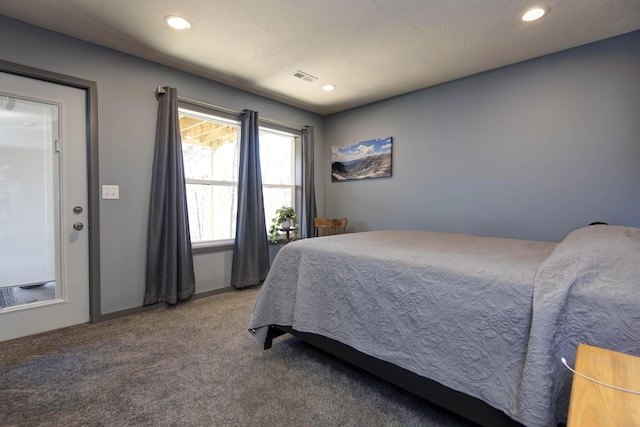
[192,239,234,254]
[193,237,292,254]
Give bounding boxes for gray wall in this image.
[324,31,640,242]
[0,15,324,315]
[3,13,639,316]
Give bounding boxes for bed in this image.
[248,225,640,427]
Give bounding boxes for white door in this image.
[0,71,90,341]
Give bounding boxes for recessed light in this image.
[164,15,191,30]
[322,84,336,91]
[521,7,548,22]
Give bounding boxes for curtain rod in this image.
[156,86,307,132]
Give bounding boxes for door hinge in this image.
[55,139,61,152]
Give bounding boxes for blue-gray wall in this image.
[2,13,639,318]
[324,31,640,242]
[0,15,324,316]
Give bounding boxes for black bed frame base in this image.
[264,325,523,427]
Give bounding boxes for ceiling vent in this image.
[290,70,317,83]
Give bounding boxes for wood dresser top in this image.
[567,344,640,426]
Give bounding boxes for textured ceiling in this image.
[0,0,639,115]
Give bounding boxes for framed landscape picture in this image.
[331,136,392,181]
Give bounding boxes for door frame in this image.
[0,59,101,322]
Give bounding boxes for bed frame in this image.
[264,325,523,427]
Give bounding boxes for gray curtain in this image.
[144,86,195,305]
[301,126,317,238]
[231,109,270,288]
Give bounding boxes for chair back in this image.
[314,217,348,237]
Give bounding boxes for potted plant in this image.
[268,205,298,243]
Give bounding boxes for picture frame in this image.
[331,136,392,181]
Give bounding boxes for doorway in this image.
[0,64,99,341]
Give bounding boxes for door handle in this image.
[73,222,84,231]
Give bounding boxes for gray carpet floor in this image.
[0,287,477,427]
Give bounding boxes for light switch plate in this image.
[102,185,119,199]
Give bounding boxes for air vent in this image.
[290,70,317,83]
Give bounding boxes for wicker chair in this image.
[314,217,348,237]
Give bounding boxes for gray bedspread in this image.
[248,226,640,427]
[520,225,640,426]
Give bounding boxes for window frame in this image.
[178,102,301,253]
[259,125,298,234]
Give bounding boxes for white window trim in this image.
[179,103,301,252]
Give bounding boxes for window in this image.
[179,106,297,244]
[259,128,296,235]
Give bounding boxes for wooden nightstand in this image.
[567,344,640,426]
